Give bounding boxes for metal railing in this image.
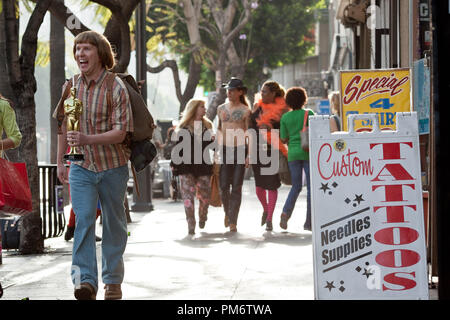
[39,165,66,239]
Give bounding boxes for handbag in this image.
[278,151,292,185]
[0,157,32,215]
[209,163,222,207]
[300,109,310,152]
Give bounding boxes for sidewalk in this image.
[0,180,315,300]
[0,179,439,300]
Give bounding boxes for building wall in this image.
[400,0,411,67]
[318,10,331,72]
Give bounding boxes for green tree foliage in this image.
[148,0,324,95]
[238,0,319,93]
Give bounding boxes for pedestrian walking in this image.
[170,99,214,235]
[0,94,22,157]
[152,125,164,160]
[249,81,289,231]
[163,123,177,160]
[279,87,314,231]
[165,123,180,200]
[54,31,133,300]
[217,78,251,232]
[0,94,22,264]
[329,91,341,132]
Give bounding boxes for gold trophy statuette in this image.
[63,87,85,161]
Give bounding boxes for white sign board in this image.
[309,112,428,300]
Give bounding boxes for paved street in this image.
[0,179,315,300]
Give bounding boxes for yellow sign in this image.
[340,68,411,131]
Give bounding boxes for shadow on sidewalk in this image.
[174,231,312,249]
[260,231,312,246]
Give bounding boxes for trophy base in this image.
[64,154,85,161]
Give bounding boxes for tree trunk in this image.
[179,52,202,114]
[145,1,204,116]
[176,0,203,114]
[0,6,13,100]
[103,0,140,71]
[206,43,228,121]
[1,0,52,254]
[205,0,252,121]
[146,54,202,116]
[18,0,54,254]
[206,88,227,121]
[50,0,66,164]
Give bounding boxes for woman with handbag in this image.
[0,94,22,157]
[249,81,289,231]
[0,94,29,216]
[170,99,214,235]
[279,87,314,231]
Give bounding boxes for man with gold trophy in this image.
[63,87,84,161]
[53,30,133,301]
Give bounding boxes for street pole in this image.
[431,0,450,299]
[131,0,153,212]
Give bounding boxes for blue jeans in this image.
[69,164,129,291]
[282,160,311,223]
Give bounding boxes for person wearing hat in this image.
[216,77,251,232]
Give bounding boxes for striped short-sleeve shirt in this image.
[73,69,133,172]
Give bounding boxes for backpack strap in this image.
[105,72,116,120]
[301,109,309,132]
[131,165,140,197]
[104,72,142,195]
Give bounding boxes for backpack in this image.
[104,73,155,143]
[53,72,157,195]
[103,73,157,174]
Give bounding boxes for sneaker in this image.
[95,235,102,242]
[104,284,122,300]
[229,224,237,232]
[280,213,289,230]
[74,282,96,300]
[261,212,268,226]
[65,226,75,241]
[265,220,273,231]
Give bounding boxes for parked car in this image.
[152,160,180,200]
